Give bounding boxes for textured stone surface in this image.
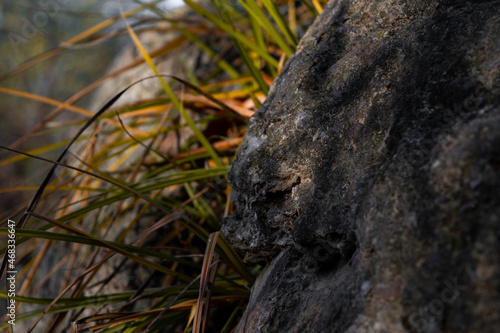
[222,0,500,332]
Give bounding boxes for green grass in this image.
[0,1,323,331]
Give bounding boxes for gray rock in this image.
[222,0,500,332]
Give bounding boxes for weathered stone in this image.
[222,0,500,332]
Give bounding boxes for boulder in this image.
[222,1,500,332]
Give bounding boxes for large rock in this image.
[222,1,500,332]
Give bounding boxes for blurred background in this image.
[0,0,185,215]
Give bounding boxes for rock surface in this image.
[222,0,500,332]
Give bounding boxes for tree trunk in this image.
[222,1,500,332]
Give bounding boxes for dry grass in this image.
[0,1,323,331]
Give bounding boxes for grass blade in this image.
[193,231,220,333]
[184,0,279,68]
[238,0,294,56]
[261,0,299,47]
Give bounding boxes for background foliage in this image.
[0,1,323,331]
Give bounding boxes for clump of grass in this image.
[0,1,323,331]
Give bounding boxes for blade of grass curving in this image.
[115,111,170,162]
[119,9,224,167]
